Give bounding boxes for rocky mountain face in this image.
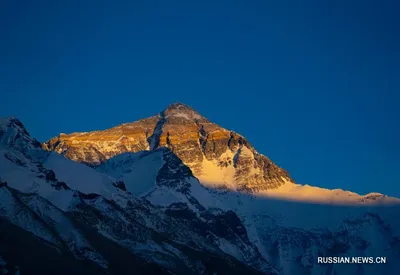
[2,106,400,275]
[43,103,292,192]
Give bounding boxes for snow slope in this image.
[97,149,224,210]
[256,179,400,206]
[43,152,121,197]
[96,151,164,196]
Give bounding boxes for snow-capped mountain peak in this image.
[0,117,41,152]
[43,104,292,192]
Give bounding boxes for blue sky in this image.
[1,1,399,197]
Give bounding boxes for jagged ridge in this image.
[43,103,292,192]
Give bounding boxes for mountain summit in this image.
[43,103,292,192]
[163,102,209,122]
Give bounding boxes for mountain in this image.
[0,117,271,275]
[42,103,398,205]
[43,103,292,192]
[1,104,400,275]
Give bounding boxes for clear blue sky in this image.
[1,1,399,197]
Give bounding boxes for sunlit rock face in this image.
[43,103,292,192]
[43,116,159,164]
